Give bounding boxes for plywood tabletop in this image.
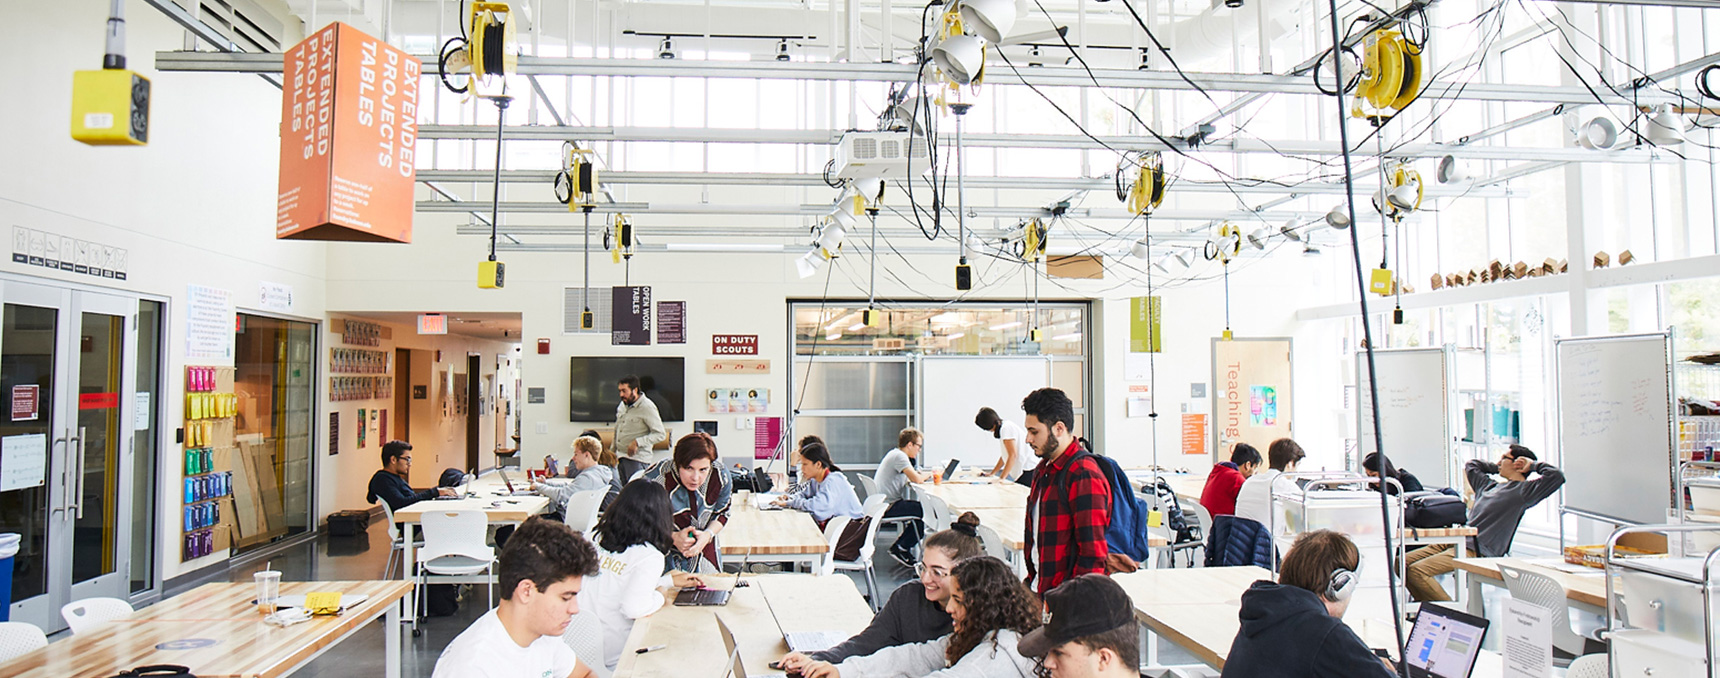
[393,494,550,523]
[912,481,1029,511]
[0,580,412,678]
[614,574,874,678]
[1406,526,1479,538]
[721,494,829,556]
[966,508,1166,552]
[1453,557,1608,608]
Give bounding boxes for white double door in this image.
[0,281,139,633]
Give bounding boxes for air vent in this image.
[199,0,285,52]
[563,287,613,335]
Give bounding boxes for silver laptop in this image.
[715,615,787,678]
[761,587,847,654]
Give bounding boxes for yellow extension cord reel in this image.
[1372,163,1424,221]
[1205,222,1242,263]
[556,142,601,210]
[607,214,634,263]
[1018,218,1048,263]
[1352,29,1422,119]
[1119,152,1167,217]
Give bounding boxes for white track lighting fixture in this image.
[776,39,791,62]
[1576,117,1618,150]
[1279,219,1304,242]
[1326,205,1352,230]
[1245,227,1270,250]
[657,37,676,59]
[1171,249,1192,268]
[817,222,847,252]
[1437,155,1473,184]
[1647,104,1686,146]
[932,34,985,85]
[957,0,1017,44]
[1131,238,1151,260]
[795,249,822,278]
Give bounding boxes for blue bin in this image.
[0,533,18,622]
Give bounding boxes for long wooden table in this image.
[0,580,412,678]
[1454,556,1608,616]
[615,574,875,678]
[393,471,551,617]
[911,479,1029,511]
[1113,567,1505,675]
[723,491,830,570]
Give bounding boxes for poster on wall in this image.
[706,389,729,414]
[276,22,420,243]
[328,412,339,456]
[657,301,685,344]
[611,286,652,346]
[11,385,38,422]
[746,389,769,413]
[379,409,387,443]
[185,284,235,363]
[0,433,47,492]
[357,408,367,449]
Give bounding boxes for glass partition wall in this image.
[788,302,1090,468]
[231,314,316,552]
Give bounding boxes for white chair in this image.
[416,510,497,631]
[1497,564,1607,666]
[918,492,952,533]
[60,597,133,635]
[817,516,851,577]
[834,502,887,611]
[0,621,48,663]
[1564,654,1608,678]
[561,592,612,678]
[857,474,880,499]
[564,488,607,535]
[379,500,423,580]
[976,524,1010,562]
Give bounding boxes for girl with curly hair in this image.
[798,556,1040,678]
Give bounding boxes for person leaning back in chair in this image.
[1405,444,1563,602]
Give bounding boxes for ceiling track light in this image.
[1648,104,1686,146]
[1279,219,1304,242]
[1576,117,1620,150]
[776,39,791,62]
[1244,227,1270,250]
[1325,205,1353,230]
[657,37,676,60]
[1130,238,1151,260]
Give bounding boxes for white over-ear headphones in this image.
[1325,567,1359,603]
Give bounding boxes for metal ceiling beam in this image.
[141,0,280,88]
[417,199,1324,222]
[414,169,1516,197]
[154,51,1678,105]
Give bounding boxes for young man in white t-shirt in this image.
[432,517,603,678]
[974,407,1030,481]
[1233,438,1305,533]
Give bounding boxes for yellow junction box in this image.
[71,69,150,146]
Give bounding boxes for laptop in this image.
[495,468,535,496]
[1400,602,1489,678]
[673,586,731,606]
[942,458,960,481]
[761,587,847,654]
[715,615,788,678]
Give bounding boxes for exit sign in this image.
[418,314,447,335]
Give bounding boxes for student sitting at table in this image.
[583,480,706,671]
[367,440,456,511]
[797,556,1041,678]
[1234,438,1305,530]
[1015,574,1140,678]
[876,427,934,567]
[778,513,987,672]
[1405,445,1564,602]
[431,517,603,678]
[1200,443,1261,518]
[534,436,620,515]
[1220,529,1395,678]
[773,441,865,524]
[1361,452,1423,495]
[641,432,731,572]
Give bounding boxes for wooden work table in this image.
[1454,557,1608,611]
[614,574,875,678]
[723,491,830,568]
[0,580,413,678]
[911,480,1029,511]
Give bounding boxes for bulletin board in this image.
[1211,337,1294,461]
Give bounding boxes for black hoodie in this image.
[1220,580,1395,678]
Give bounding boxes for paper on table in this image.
[0,433,47,492]
[1502,599,1552,678]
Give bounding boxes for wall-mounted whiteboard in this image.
[919,357,1050,469]
[1357,348,1451,489]
[1556,333,1674,525]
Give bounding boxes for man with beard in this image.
[1019,388,1111,595]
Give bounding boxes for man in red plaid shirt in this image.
[1021,387,1112,594]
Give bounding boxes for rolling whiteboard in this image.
[919,357,1050,469]
[1556,333,1674,525]
[1357,349,1451,489]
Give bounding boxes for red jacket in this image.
[1199,462,1246,517]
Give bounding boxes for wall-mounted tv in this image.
[570,357,686,422]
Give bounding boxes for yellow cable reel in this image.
[1124,153,1167,216]
[1351,29,1422,118]
[1207,222,1242,264]
[608,214,633,263]
[557,144,600,210]
[468,2,518,81]
[1020,218,1047,262]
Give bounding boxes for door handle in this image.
[49,436,67,518]
[66,427,84,519]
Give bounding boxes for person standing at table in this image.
[431,517,603,678]
[641,432,731,572]
[1200,443,1261,518]
[613,375,667,482]
[973,407,1030,481]
[1020,387,1110,595]
[876,427,934,566]
[367,440,456,511]
[778,514,987,673]
[1015,574,1141,678]
[1220,530,1394,678]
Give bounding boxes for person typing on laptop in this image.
[584,480,704,671]
[773,442,865,524]
[367,440,456,511]
[1220,530,1395,678]
[777,515,986,673]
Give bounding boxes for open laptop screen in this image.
[1403,602,1489,678]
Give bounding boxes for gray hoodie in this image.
[537,464,616,510]
[834,629,1034,678]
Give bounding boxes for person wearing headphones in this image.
[1221,530,1394,677]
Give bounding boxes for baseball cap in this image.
[1017,574,1134,658]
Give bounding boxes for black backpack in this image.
[110,667,197,678]
[1148,476,1202,545]
[1404,491,1468,528]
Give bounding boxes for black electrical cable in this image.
[439,37,470,93]
[481,13,506,77]
[1324,0,1407,671]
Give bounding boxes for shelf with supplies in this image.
[329,347,389,374]
[339,318,382,347]
[329,375,393,402]
[182,366,237,561]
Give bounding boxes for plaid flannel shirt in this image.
[1024,440,1112,594]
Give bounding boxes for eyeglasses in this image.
[398,457,413,463]
[913,562,951,579]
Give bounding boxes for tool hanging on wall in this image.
[439,2,517,96]
[1351,28,1422,120]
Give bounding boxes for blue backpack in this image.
[1070,441,1155,563]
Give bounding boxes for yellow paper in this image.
[303,591,342,615]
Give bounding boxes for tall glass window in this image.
[231,315,316,551]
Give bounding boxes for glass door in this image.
[0,283,136,632]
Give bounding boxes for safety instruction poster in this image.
[1,433,47,492]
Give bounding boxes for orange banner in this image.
[276,23,419,243]
[1181,413,1208,458]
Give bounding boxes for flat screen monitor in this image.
[569,357,685,422]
